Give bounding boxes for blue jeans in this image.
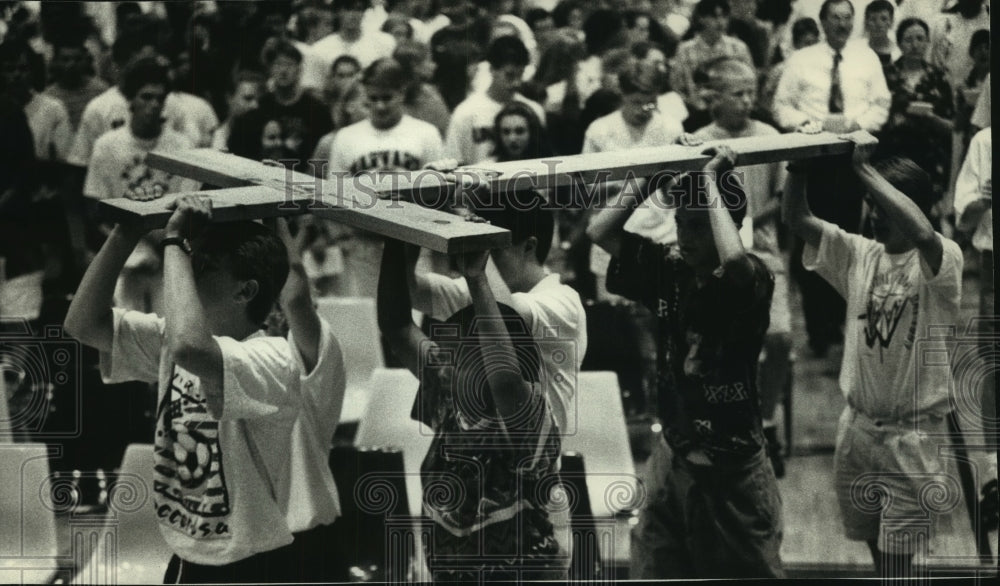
[631,436,785,578]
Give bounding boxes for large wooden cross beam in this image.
[99,132,857,252]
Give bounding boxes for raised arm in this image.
[781,160,827,250]
[63,223,145,352]
[377,237,429,377]
[846,132,943,275]
[161,196,224,413]
[703,146,753,279]
[276,217,323,374]
[456,249,536,428]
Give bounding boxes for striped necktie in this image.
[829,50,844,114]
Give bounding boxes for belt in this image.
[848,406,948,430]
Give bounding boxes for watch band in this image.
[160,236,191,255]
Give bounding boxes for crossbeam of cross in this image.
[98,132,857,252]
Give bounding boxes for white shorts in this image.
[833,407,959,554]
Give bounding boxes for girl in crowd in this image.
[882,17,954,222]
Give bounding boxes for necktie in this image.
[829,50,844,114]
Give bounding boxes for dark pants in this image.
[790,160,864,351]
[163,523,350,584]
[631,438,785,578]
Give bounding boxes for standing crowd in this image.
[0,0,993,582]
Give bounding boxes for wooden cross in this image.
[98,132,858,252]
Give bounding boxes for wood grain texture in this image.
[102,151,509,253]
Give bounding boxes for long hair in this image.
[492,101,553,162]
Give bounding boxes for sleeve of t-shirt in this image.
[216,335,300,421]
[99,307,164,384]
[327,131,349,175]
[67,101,102,167]
[51,102,73,161]
[423,124,444,164]
[919,234,963,296]
[82,138,111,199]
[802,222,873,298]
[424,272,473,321]
[287,317,346,426]
[443,106,471,163]
[606,231,667,309]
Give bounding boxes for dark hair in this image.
[618,59,659,95]
[332,0,370,12]
[50,32,88,56]
[583,9,627,55]
[487,35,530,68]
[792,17,820,45]
[871,156,934,217]
[381,14,414,39]
[261,37,303,68]
[533,35,586,86]
[969,29,990,56]
[864,0,894,18]
[693,0,731,18]
[121,56,171,100]
[525,7,552,30]
[670,171,747,227]
[895,17,929,45]
[493,101,553,161]
[472,191,555,264]
[228,69,266,95]
[552,0,583,28]
[192,221,290,325]
[362,57,408,89]
[0,39,34,66]
[819,0,854,21]
[393,40,431,101]
[331,54,361,75]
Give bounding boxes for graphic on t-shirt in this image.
[119,155,174,199]
[153,364,231,539]
[348,150,424,175]
[862,268,916,355]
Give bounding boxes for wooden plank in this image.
[98,185,511,253]
[392,131,857,199]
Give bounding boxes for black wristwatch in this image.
[160,236,192,255]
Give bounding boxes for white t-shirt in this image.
[303,31,396,91]
[444,93,546,165]
[581,110,684,154]
[954,128,992,252]
[328,115,443,176]
[24,92,72,161]
[68,87,218,166]
[83,127,201,200]
[100,309,302,564]
[804,224,962,419]
[282,318,346,533]
[420,272,588,437]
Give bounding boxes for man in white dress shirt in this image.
[772,0,891,357]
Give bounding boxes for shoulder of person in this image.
[162,127,196,149]
[93,125,129,150]
[749,120,780,136]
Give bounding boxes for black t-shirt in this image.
[227,91,333,169]
[607,232,774,461]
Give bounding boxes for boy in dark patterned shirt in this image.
[588,146,783,578]
[377,224,565,582]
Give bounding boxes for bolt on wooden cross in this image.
[98,131,864,252]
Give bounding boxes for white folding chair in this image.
[73,444,170,585]
[562,371,639,518]
[0,443,59,584]
[315,297,386,424]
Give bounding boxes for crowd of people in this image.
[0,0,994,582]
